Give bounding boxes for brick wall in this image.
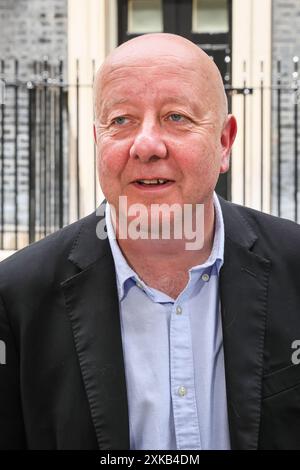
[0,0,67,78]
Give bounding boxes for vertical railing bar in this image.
[43,57,48,236]
[28,82,33,243]
[53,65,58,230]
[293,56,299,223]
[28,79,36,244]
[224,53,232,201]
[47,65,51,234]
[59,59,64,228]
[38,61,43,240]
[92,59,97,209]
[54,66,58,232]
[0,59,5,249]
[49,64,54,234]
[33,77,37,243]
[76,59,80,219]
[48,64,55,233]
[64,77,70,227]
[33,79,38,242]
[243,60,247,206]
[14,59,19,250]
[277,60,281,218]
[260,60,264,212]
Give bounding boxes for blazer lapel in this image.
[61,210,130,450]
[219,197,271,450]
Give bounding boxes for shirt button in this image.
[176,306,182,315]
[202,273,210,282]
[178,386,187,397]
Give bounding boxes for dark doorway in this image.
[117,0,232,199]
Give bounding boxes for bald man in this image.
[0,34,300,450]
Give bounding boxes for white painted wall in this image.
[231,0,272,211]
[68,0,118,221]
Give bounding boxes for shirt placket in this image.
[170,297,202,450]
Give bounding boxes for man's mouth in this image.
[135,178,172,186]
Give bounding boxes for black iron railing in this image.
[0,59,70,250]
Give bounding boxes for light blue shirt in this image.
[105,193,230,450]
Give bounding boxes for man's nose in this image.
[129,120,167,162]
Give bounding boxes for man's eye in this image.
[168,113,184,122]
[112,116,128,125]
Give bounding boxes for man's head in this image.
[93,33,237,215]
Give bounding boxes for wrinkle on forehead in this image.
[93,33,228,127]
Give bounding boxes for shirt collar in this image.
[190,191,224,274]
[105,192,225,300]
[105,202,136,300]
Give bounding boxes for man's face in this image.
[95,56,234,214]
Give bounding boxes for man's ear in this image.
[220,114,237,174]
[93,124,97,145]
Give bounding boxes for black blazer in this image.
[0,197,300,450]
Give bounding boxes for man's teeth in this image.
[137,179,169,185]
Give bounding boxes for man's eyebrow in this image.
[165,96,192,105]
[163,96,200,113]
[102,98,129,112]
[104,96,195,107]
[100,96,200,117]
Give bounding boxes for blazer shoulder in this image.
[220,197,300,260]
[235,203,300,240]
[0,212,96,290]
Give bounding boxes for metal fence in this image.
[225,58,300,221]
[0,57,299,251]
[274,58,300,221]
[0,59,70,250]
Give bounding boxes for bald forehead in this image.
[109,35,202,63]
[99,33,217,80]
[94,33,227,123]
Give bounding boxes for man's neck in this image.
[115,200,216,299]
